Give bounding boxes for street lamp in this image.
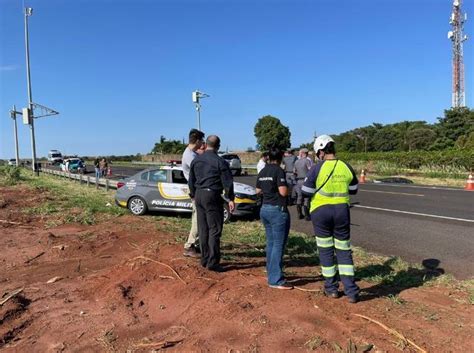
[192,90,210,131]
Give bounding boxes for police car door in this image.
[146,169,191,210]
[142,169,168,210]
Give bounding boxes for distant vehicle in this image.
[61,158,86,174]
[8,159,16,166]
[219,153,242,176]
[115,165,259,223]
[48,150,63,165]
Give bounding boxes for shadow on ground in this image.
[357,258,445,301]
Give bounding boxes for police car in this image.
[115,165,259,222]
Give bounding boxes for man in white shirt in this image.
[256,152,269,174]
[182,129,205,257]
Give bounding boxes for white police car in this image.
[115,165,259,222]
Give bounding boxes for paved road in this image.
[43,164,474,279]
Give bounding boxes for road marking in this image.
[360,190,424,197]
[365,183,463,191]
[353,205,474,223]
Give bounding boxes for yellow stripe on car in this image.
[235,197,256,204]
[158,183,190,200]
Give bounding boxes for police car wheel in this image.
[223,204,231,223]
[128,196,147,216]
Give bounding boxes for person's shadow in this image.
[357,258,445,301]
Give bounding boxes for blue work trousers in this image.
[311,204,359,299]
[260,204,291,286]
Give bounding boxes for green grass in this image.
[17,169,126,225]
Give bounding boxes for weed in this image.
[0,166,22,185]
[304,335,324,350]
[387,294,406,305]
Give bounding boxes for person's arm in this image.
[276,168,288,197]
[220,158,235,212]
[346,163,359,195]
[302,162,322,196]
[188,160,197,199]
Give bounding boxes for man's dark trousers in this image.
[195,188,224,269]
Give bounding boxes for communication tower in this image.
[448,0,468,107]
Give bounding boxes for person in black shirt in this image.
[188,135,235,272]
[256,148,292,290]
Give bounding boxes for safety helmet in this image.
[313,135,334,153]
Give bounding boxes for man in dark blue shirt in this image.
[189,135,235,272]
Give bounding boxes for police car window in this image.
[172,170,187,184]
[149,170,167,183]
[140,172,149,181]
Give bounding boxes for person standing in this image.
[182,129,205,258]
[293,148,312,220]
[282,149,297,204]
[302,135,360,303]
[188,135,235,272]
[256,151,269,174]
[256,148,292,290]
[94,157,101,179]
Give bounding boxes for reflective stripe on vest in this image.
[316,236,334,248]
[310,160,353,212]
[338,264,355,276]
[321,265,337,277]
[334,239,351,250]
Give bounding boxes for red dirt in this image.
[0,185,473,352]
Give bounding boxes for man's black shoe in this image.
[208,265,226,273]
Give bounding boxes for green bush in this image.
[338,150,473,173]
[0,166,22,185]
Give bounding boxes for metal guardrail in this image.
[40,167,118,190]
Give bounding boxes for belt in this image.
[198,188,221,192]
[296,177,305,180]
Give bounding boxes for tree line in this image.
[254,107,473,152]
[149,107,473,155]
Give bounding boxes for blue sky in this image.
[1,0,473,158]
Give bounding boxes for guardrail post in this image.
[105,179,109,191]
[87,176,90,187]
[96,176,99,189]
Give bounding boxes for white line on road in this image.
[360,190,424,197]
[352,205,474,223]
[365,183,464,191]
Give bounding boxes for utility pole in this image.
[20,7,59,174]
[448,0,468,107]
[10,106,21,167]
[24,7,37,172]
[192,90,210,131]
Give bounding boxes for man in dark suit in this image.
[188,135,235,272]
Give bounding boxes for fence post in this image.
[87,176,90,187]
[105,178,109,191]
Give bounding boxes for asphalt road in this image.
[43,164,474,279]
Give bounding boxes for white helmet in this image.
[313,134,334,153]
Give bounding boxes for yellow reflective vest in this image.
[309,160,353,212]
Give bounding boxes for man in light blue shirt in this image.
[182,129,205,257]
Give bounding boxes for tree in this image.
[254,115,291,151]
[372,128,401,152]
[151,136,186,154]
[431,107,474,150]
[406,128,437,151]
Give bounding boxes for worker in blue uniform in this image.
[302,135,360,303]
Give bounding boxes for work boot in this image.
[296,205,304,219]
[183,246,200,258]
[303,206,311,221]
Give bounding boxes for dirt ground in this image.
[0,185,473,352]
